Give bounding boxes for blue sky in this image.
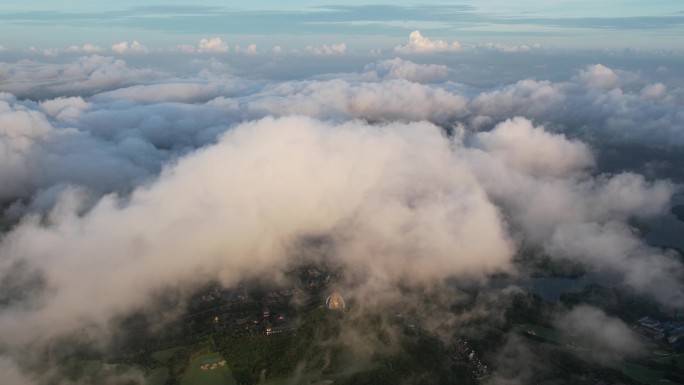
[1,1,683,50]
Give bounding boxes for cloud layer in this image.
[1,46,683,383]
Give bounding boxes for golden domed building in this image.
[325,292,345,310]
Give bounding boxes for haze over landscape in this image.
[1,2,684,384]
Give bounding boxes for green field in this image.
[81,360,102,375]
[263,373,340,385]
[152,346,186,363]
[181,352,237,385]
[653,353,684,367]
[513,324,565,344]
[146,367,170,385]
[617,362,669,385]
[514,323,682,384]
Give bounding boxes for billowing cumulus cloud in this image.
[395,31,461,54]
[470,117,594,178]
[576,64,620,89]
[462,119,681,303]
[0,116,515,349]
[198,37,229,53]
[469,64,684,146]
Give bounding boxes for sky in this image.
[1,1,683,50]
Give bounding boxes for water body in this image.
[485,272,622,302]
[645,193,684,250]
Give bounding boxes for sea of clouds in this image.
[1,31,683,384]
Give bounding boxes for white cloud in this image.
[92,82,237,104]
[245,79,468,123]
[480,42,540,53]
[175,44,196,53]
[554,306,645,364]
[305,43,346,55]
[0,357,33,385]
[363,57,449,83]
[395,30,461,54]
[111,41,129,54]
[235,44,257,54]
[0,55,157,97]
[470,117,594,178]
[40,48,60,57]
[641,83,667,100]
[198,37,229,53]
[0,116,515,348]
[67,43,104,54]
[39,96,91,120]
[111,41,149,54]
[576,64,619,89]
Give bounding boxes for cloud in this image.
[547,221,683,302]
[67,43,104,54]
[470,117,594,178]
[92,82,240,104]
[198,37,229,53]
[458,117,681,302]
[576,64,620,89]
[111,41,149,54]
[554,305,645,364]
[363,57,449,83]
[0,357,33,385]
[479,42,540,53]
[1,50,684,383]
[175,43,196,53]
[243,79,468,123]
[0,116,515,349]
[641,82,667,100]
[305,43,346,55]
[395,30,461,54]
[40,96,91,120]
[0,55,157,98]
[235,44,257,54]
[469,64,684,146]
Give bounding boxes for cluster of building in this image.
[211,306,294,337]
[452,339,489,379]
[635,316,684,349]
[263,307,294,336]
[200,360,227,371]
